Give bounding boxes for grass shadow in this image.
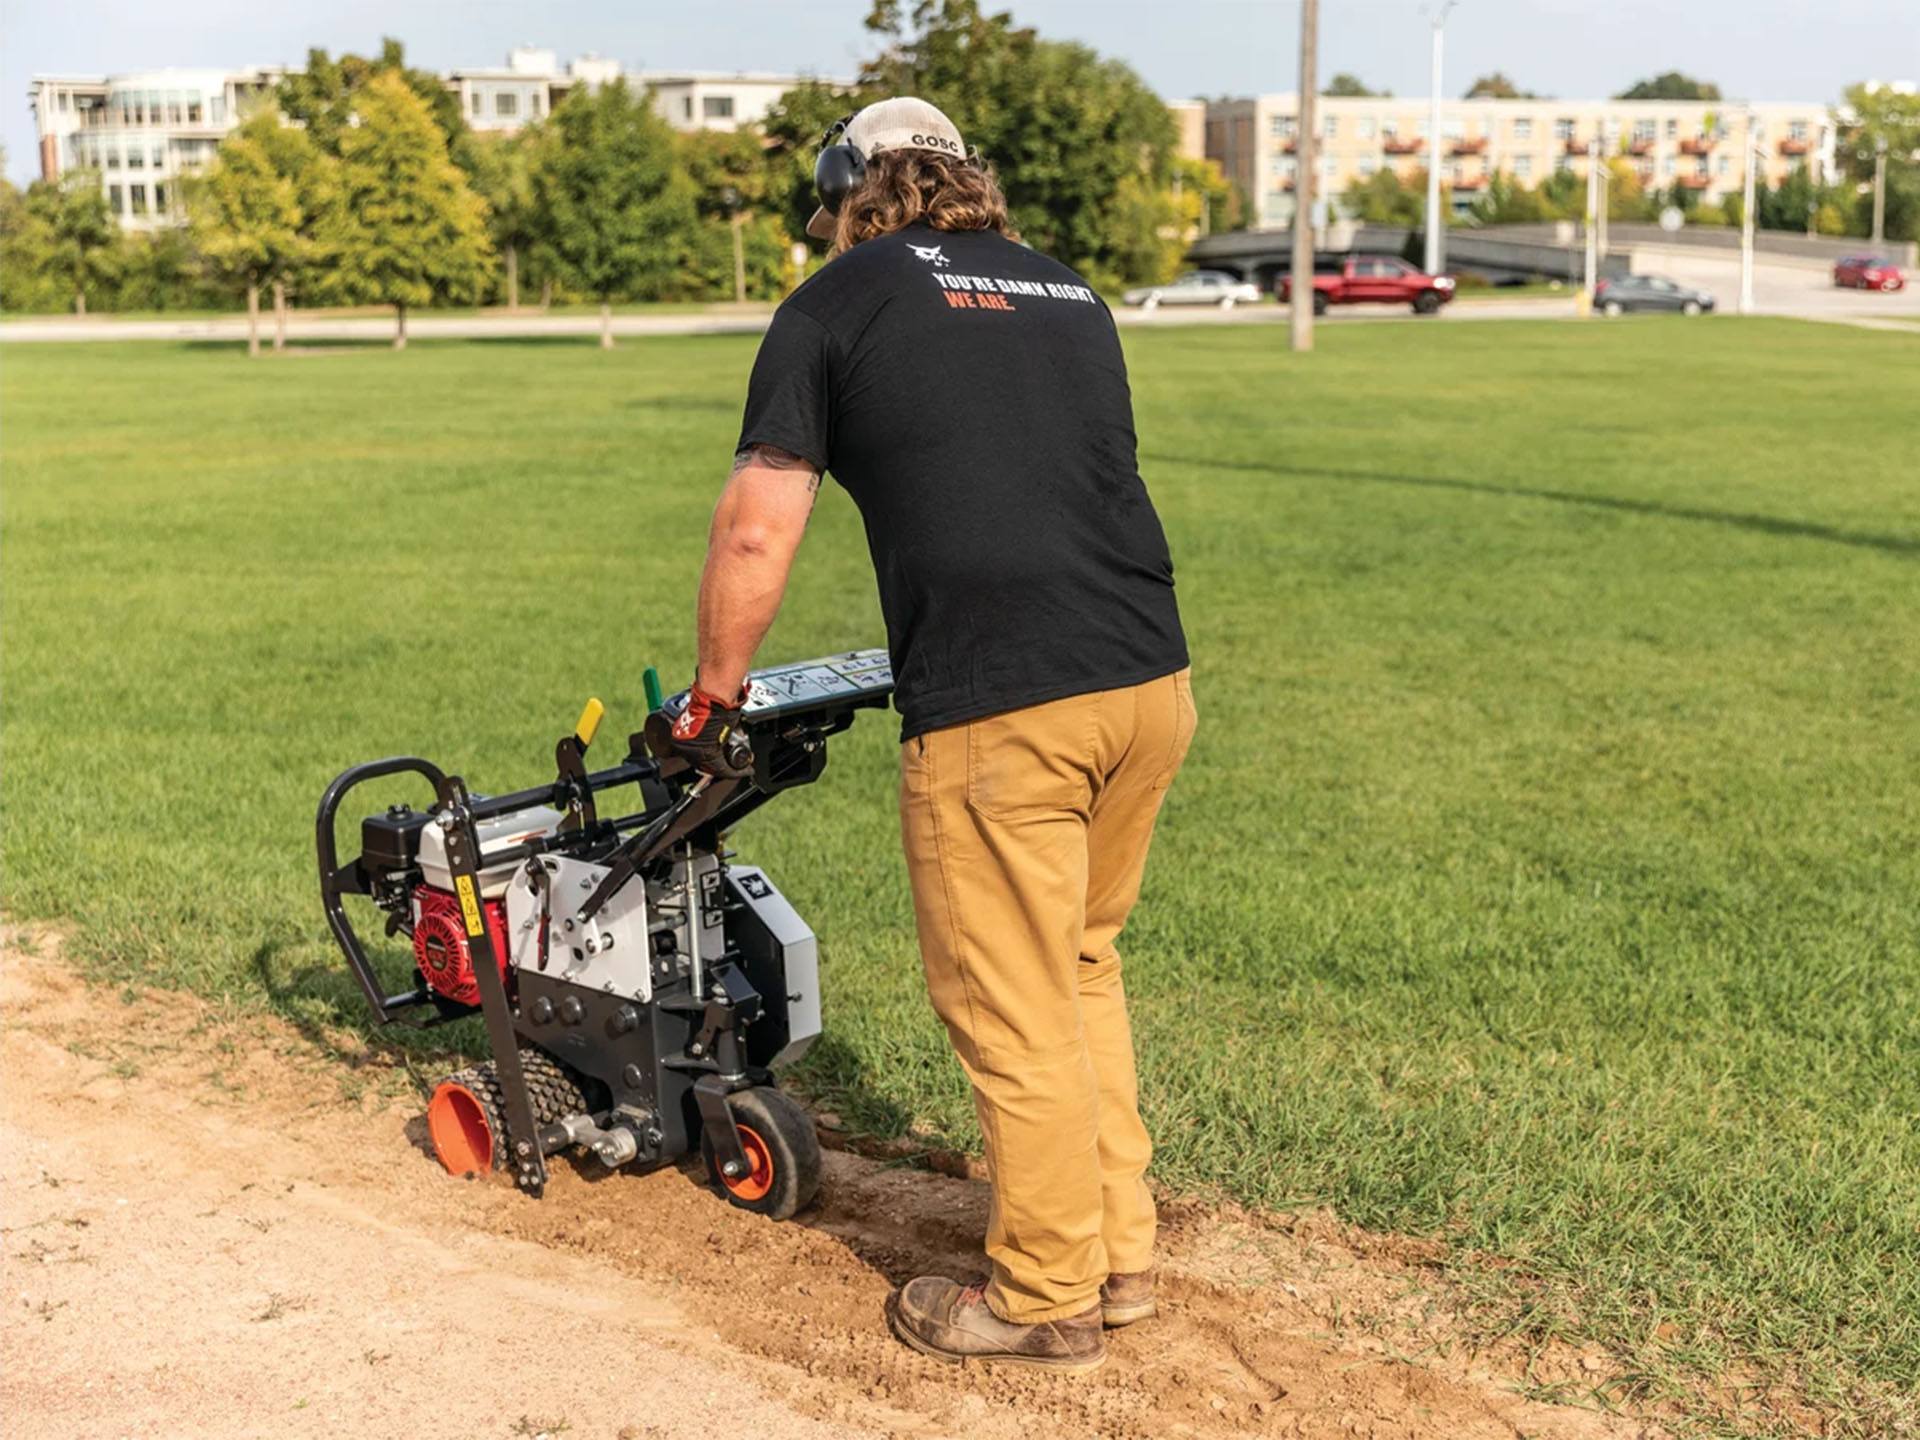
[1147,453,1920,557]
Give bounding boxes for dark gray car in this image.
[1594,275,1716,316]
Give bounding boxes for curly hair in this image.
[832,148,1017,253]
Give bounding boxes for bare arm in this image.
[694,444,823,698]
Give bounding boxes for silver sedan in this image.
[1122,270,1264,311]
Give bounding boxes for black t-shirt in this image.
[737,222,1188,740]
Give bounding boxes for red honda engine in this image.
[411,886,509,1006]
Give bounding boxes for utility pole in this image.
[1871,135,1888,246]
[1290,0,1320,352]
[1423,1,1457,276]
[1739,108,1759,315]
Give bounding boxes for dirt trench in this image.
[0,929,1663,1440]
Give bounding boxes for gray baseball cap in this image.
[806,96,969,241]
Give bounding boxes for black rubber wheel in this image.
[700,1086,821,1221]
[426,1049,595,1175]
[1311,291,1329,316]
[1413,291,1442,315]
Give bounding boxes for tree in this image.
[860,0,1181,288]
[536,77,697,347]
[1342,168,1427,227]
[759,79,873,256]
[327,72,492,348]
[1615,73,1721,102]
[0,176,67,312]
[1465,73,1538,100]
[1468,171,1552,225]
[250,110,346,341]
[116,227,228,313]
[1325,73,1389,98]
[680,128,787,301]
[1835,82,1920,242]
[1760,165,1852,236]
[1601,157,1656,225]
[1175,154,1239,238]
[1538,167,1586,217]
[279,38,465,153]
[186,114,315,356]
[461,127,550,309]
[27,170,119,315]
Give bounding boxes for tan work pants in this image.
[899,669,1197,1323]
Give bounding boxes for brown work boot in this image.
[889,1276,1105,1372]
[1100,1269,1157,1327]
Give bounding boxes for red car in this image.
[1278,255,1456,315]
[1832,255,1906,292]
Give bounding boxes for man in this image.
[668,98,1195,1373]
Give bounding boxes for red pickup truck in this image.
[1277,256,1456,315]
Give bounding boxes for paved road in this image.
[1,256,1910,344]
[1628,245,1920,328]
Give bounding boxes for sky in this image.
[6,0,1915,184]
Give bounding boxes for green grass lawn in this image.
[4,320,1916,1432]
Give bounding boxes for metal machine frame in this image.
[315,651,892,1212]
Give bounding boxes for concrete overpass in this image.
[1188,221,1918,292]
[1185,224,1626,290]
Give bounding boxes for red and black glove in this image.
[664,680,754,779]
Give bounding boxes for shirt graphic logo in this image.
[907,243,951,267]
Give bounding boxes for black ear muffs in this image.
[814,144,867,216]
[814,114,866,217]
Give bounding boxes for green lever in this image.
[643,665,664,713]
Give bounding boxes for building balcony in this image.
[1627,137,1655,156]
[1678,136,1715,157]
[1562,137,1589,155]
[1277,136,1298,153]
[1778,137,1811,156]
[1677,173,1712,190]
[1382,135,1423,155]
[1449,136,1487,155]
[1451,174,1487,191]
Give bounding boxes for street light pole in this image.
[1739,108,1759,315]
[721,186,748,305]
[1583,136,1600,308]
[1872,135,1888,246]
[1291,0,1320,352]
[1423,1,1457,276]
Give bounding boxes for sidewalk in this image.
[0,296,1586,344]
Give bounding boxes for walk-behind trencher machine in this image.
[315,651,892,1220]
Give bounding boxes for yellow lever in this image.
[574,697,605,748]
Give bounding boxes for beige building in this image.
[28,50,849,230]
[1167,100,1206,162]
[445,47,621,133]
[27,68,288,229]
[1206,94,1838,228]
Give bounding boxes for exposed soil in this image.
[2,927,1665,1440]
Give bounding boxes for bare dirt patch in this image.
[1,927,1664,1439]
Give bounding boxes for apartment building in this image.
[1206,94,1838,228]
[642,72,837,134]
[27,67,287,229]
[445,47,623,133]
[1166,99,1206,162]
[27,50,848,229]
[448,51,838,136]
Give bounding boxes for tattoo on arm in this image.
[732,443,823,493]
